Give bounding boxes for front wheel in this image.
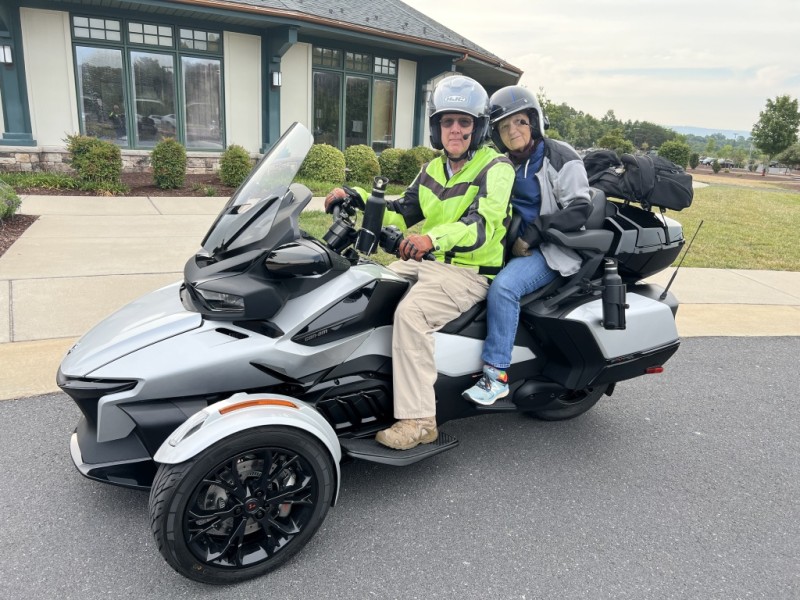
[526,384,609,421]
[149,426,335,584]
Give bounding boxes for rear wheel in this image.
[149,426,335,584]
[526,384,609,421]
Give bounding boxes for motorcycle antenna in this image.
[660,219,703,300]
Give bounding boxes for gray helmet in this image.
[428,75,490,152]
[488,85,547,152]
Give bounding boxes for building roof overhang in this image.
[42,0,521,87]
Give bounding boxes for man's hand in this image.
[511,237,532,257]
[398,234,434,261]
[324,186,366,214]
[324,188,348,214]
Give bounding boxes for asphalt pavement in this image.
[1,194,799,401]
[0,337,797,599]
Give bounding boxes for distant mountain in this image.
[669,125,751,139]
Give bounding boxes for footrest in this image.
[340,431,459,466]
[473,397,517,412]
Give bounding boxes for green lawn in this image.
[675,181,800,271]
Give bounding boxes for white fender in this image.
[153,393,342,502]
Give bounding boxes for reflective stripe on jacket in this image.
[382,146,514,277]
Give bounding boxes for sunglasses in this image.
[440,117,474,129]
[497,117,531,134]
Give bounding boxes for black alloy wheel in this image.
[527,384,609,421]
[149,427,335,584]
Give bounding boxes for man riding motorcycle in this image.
[325,75,515,450]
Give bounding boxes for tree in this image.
[596,129,634,155]
[775,143,800,172]
[751,95,800,165]
[689,153,700,169]
[625,120,675,150]
[658,140,691,167]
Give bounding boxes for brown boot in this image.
[375,417,438,450]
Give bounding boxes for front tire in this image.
[526,384,609,421]
[149,426,335,584]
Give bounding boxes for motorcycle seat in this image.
[438,276,564,336]
[440,189,615,336]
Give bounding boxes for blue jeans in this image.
[482,248,558,369]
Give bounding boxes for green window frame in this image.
[71,15,224,151]
[312,45,397,153]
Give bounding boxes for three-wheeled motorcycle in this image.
[59,122,685,583]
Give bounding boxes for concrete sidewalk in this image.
[1,194,799,401]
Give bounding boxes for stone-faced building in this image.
[0,0,520,172]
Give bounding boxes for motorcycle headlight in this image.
[196,289,245,312]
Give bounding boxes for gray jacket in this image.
[520,138,592,276]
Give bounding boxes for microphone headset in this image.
[462,133,470,140]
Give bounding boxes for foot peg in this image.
[341,431,458,466]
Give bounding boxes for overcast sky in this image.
[400,0,800,135]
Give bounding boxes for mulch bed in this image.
[0,213,38,258]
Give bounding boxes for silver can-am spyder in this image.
[59,122,684,584]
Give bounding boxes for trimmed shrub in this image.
[344,144,380,184]
[0,181,21,219]
[657,140,691,168]
[219,144,253,188]
[65,134,123,193]
[378,148,405,183]
[711,159,721,173]
[297,144,346,185]
[150,138,187,189]
[689,152,700,170]
[397,146,438,185]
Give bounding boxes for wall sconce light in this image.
[271,70,282,87]
[0,45,12,65]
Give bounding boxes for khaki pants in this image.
[388,260,490,419]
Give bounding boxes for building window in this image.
[72,17,121,42]
[313,71,341,147]
[345,76,370,147]
[130,51,176,147]
[313,47,341,68]
[373,57,396,76]
[75,46,126,140]
[128,22,173,47]
[345,52,371,73]
[183,57,222,148]
[312,46,397,153]
[179,29,221,53]
[371,79,396,153]
[71,15,223,151]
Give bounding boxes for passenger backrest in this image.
[504,188,609,262]
[585,187,610,230]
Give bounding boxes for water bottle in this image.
[601,258,627,330]
[355,176,389,254]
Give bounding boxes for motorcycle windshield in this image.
[201,122,314,256]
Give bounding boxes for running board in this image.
[340,432,459,466]
[472,397,517,412]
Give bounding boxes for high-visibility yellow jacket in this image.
[378,147,514,278]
